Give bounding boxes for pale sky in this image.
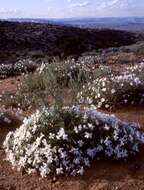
[0,0,144,18]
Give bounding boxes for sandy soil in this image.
[0,77,20,94]
[0,77,144,190]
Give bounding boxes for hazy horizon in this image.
[2,16,144,20]
[0,0,144,19]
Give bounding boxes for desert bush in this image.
[1,62,65,110]
[17,58,92,96]
[0,59,37,79]
[3,106,144,177]
[37,59,93,87]
[18,60,114,109]
[77,62,144,109]
[22,58,112,92]
[0,58,116,111]
[1,59,92,109]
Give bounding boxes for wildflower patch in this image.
[77,62,144,109]
[3,106,144,177]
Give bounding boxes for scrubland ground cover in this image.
[77,62,144,109]
[1,53,144,181]
[1,20,144,190]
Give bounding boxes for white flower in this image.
[105,104,110,108]
[49,133,55,139]
[104,124,110,131]
[111,89,116,94]
[84,132,92,139]
[56,167,64,175]
[27,168,36,174]
[102,81,106,87]
[56,128,68,140]
[3,106,144,178]
[102,88,107,92]
[74,126,79,133]
[104,137,111,146]
[101,98,105,103]
[88,123,94,130]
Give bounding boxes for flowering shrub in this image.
[0,59,37,79]
[37,59,95,87]
[4,106,144,177]
[77,62,144,109]
[1,59,100,110]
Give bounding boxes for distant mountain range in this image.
[2,17,144,31]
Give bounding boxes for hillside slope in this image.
[0,21,140,64]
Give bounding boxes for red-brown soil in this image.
[0,76,21,94]
[0,77,144,190]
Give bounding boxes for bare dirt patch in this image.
[0,77,22,94]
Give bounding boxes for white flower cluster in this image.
[0,59,37,78]
[77,62,144,109]
[3,106,144,177]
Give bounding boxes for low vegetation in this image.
[0,21,139,64]
[77,62,144,109]
[4,106,144,177]
[0,59,37,79]
[1,22,144,180]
